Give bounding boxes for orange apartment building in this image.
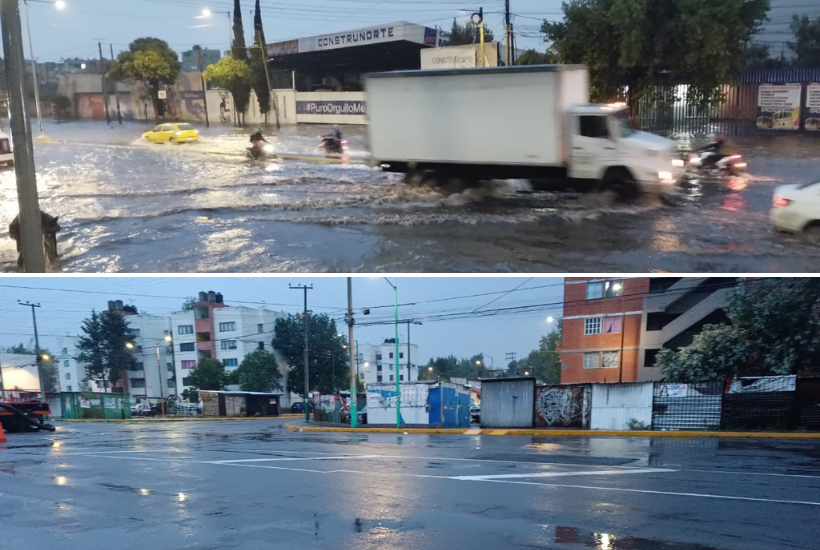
[560,277,738,384]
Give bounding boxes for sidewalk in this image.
[284,420,820,439]
[58,413,302,423]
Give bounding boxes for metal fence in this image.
[651,381,723,431]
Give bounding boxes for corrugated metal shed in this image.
[590,383,653,430]
[480,377,535,428]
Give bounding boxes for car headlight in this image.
[176,131,182,136]
[672,159,685,168]
[658,171,673,181]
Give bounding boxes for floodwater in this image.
[1,121,818,273]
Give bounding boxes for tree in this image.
[187,358,230,391]
[273,313,349,395]
[788,15,820,67]
[108,38,181,119]
[229,0,252,124]
[76,310,138,389]
[657,278,820,381]
[52,95,72,121]
[6,342,58,392]
[250,0,271,119]
[445,18,495,46]
[181,297,196,311]
[203,56,252,126]
[233,350,282,392]
[516,49,555,65]
[541,0,769,126]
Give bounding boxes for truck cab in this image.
[567,104,684,196]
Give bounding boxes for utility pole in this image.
[471,8,485,68]
[110,44,122,124]
[22,0,44,138]
[155,345,166,415]
[290,284,313,422]
[504,0,512,66]
[2,0,45,273]
[256,30,279,130]
[197,47,211,128]
[98,42,111,124]
[347,278,358,428]
[18,301,43,389]
[397,320,422,382]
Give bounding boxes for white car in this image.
[0,131,13,167]
[770,181,820,242]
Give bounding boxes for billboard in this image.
[421,44,477,69]
[267,39,298,57]
[806,83,820,132]
[756,83,801,130]
[296,100,366,116]
[298,22,441,53]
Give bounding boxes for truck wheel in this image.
[803,224,820,245]
[602,169,639,202]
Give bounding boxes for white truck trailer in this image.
[365,65,684,197]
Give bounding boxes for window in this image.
[586,282,604,300]
[180,343,195,352]
[584,317,602,335]
[167,379,175,388]
[167,364,174,372]
[376,354,382,360]
[178,325,194,335]
[604,280,624,298]
[389,375,394,381]
[222,358,238,367]
[603,317,622,334]
[221,340,237,350]
[389,352,394,359]
[257,342,265,350]
[377,375,383,382]
[258,323,264,334]
[130,378,146,388]
[400,375,404,381]
[182,377,190,386]
[135,362,144,371]
[135,345,143,353]
[219,322,236,332]
[66,385,72,391]
[64,360,70,368]
[178,123,195,131]
[181,360,196,370]
[583,352,600,369]
[399,353,404,359]
[579,115,610,138]
[376,364,382,372]
[61,347,67,355]
[65,372,71,380]
[131,329,141,337]
[602,351,619,368]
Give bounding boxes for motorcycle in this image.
[688,150,747,177]
[319,136,347,157]
[246,141,276,161]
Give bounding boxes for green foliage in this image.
[657,278,820,381]
[52,95,72,121]
[76,310,137,388]
[233,350,283,392]
[421,354,491,381]
[108,37,180,118]
[187,358,230,391]
[506,319,563,383]
[788,15,820,67]
[627,418,650,430]
[182,388,199,403]
[273,313,349,394]
[446,18,495,46]
[250,0,271,117]
[227,0,252,123]
[516,49,556,65]
[541,0,770,125]
[203,56,252,124]
[181,297,196,311]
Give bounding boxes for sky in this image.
[15,0,563,63]
[0,276,565,369]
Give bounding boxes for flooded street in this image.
[1,121,818,272]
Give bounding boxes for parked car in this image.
[340,406,367,425]
[470,405,481,423]
[291,402,313,414]
[142,123,199,144]
[770,181,820,242]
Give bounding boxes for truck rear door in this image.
[569,114,616,181]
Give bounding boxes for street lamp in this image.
[546,316,555,323]
[199,7,233,51]
[382,277,400,429]
[22,0,66,139]
[41,353,50,361]
[125,342,134,350]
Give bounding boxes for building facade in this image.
[756,0,820,59]
[181,46,221,72]
[560,277,737,384]
[357,339,420,386]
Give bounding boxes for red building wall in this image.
[561,277,650,384]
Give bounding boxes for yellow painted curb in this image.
[283,423,820,439]
[60,416,287,423]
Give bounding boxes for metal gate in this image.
[651,381,722,430]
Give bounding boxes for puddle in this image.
[554,525,726,550]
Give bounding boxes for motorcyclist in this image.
[250,128,267,147]
[324,127,343,142]
[697,136,726,164]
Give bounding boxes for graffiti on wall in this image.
[534,385,590,428]
[176,72,206,122]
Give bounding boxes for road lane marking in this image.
[207,455,383,464]
[450,468,676,481]
[477,479,820,507]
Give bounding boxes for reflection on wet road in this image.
[1,122,818,272]
[3,421,820,550]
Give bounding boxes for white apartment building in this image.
[357,339,420,386]
[170,291,288,395]
[56,336,94,393]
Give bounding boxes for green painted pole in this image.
[348,277,358,429]
[394,285,400,429]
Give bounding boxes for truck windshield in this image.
[616,111,636,138]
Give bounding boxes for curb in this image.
[283,423,820,439]
[59,415,301,423]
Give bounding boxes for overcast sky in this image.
[0,276,565,368]
[13,0,562,62]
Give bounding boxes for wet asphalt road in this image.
[1,121,819,272]
[2,420,820,550]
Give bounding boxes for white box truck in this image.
[365,65,684,197]
[0,131,13,167]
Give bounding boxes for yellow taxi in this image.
[142,123,199,144]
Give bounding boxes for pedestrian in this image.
[8,211,61,268]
